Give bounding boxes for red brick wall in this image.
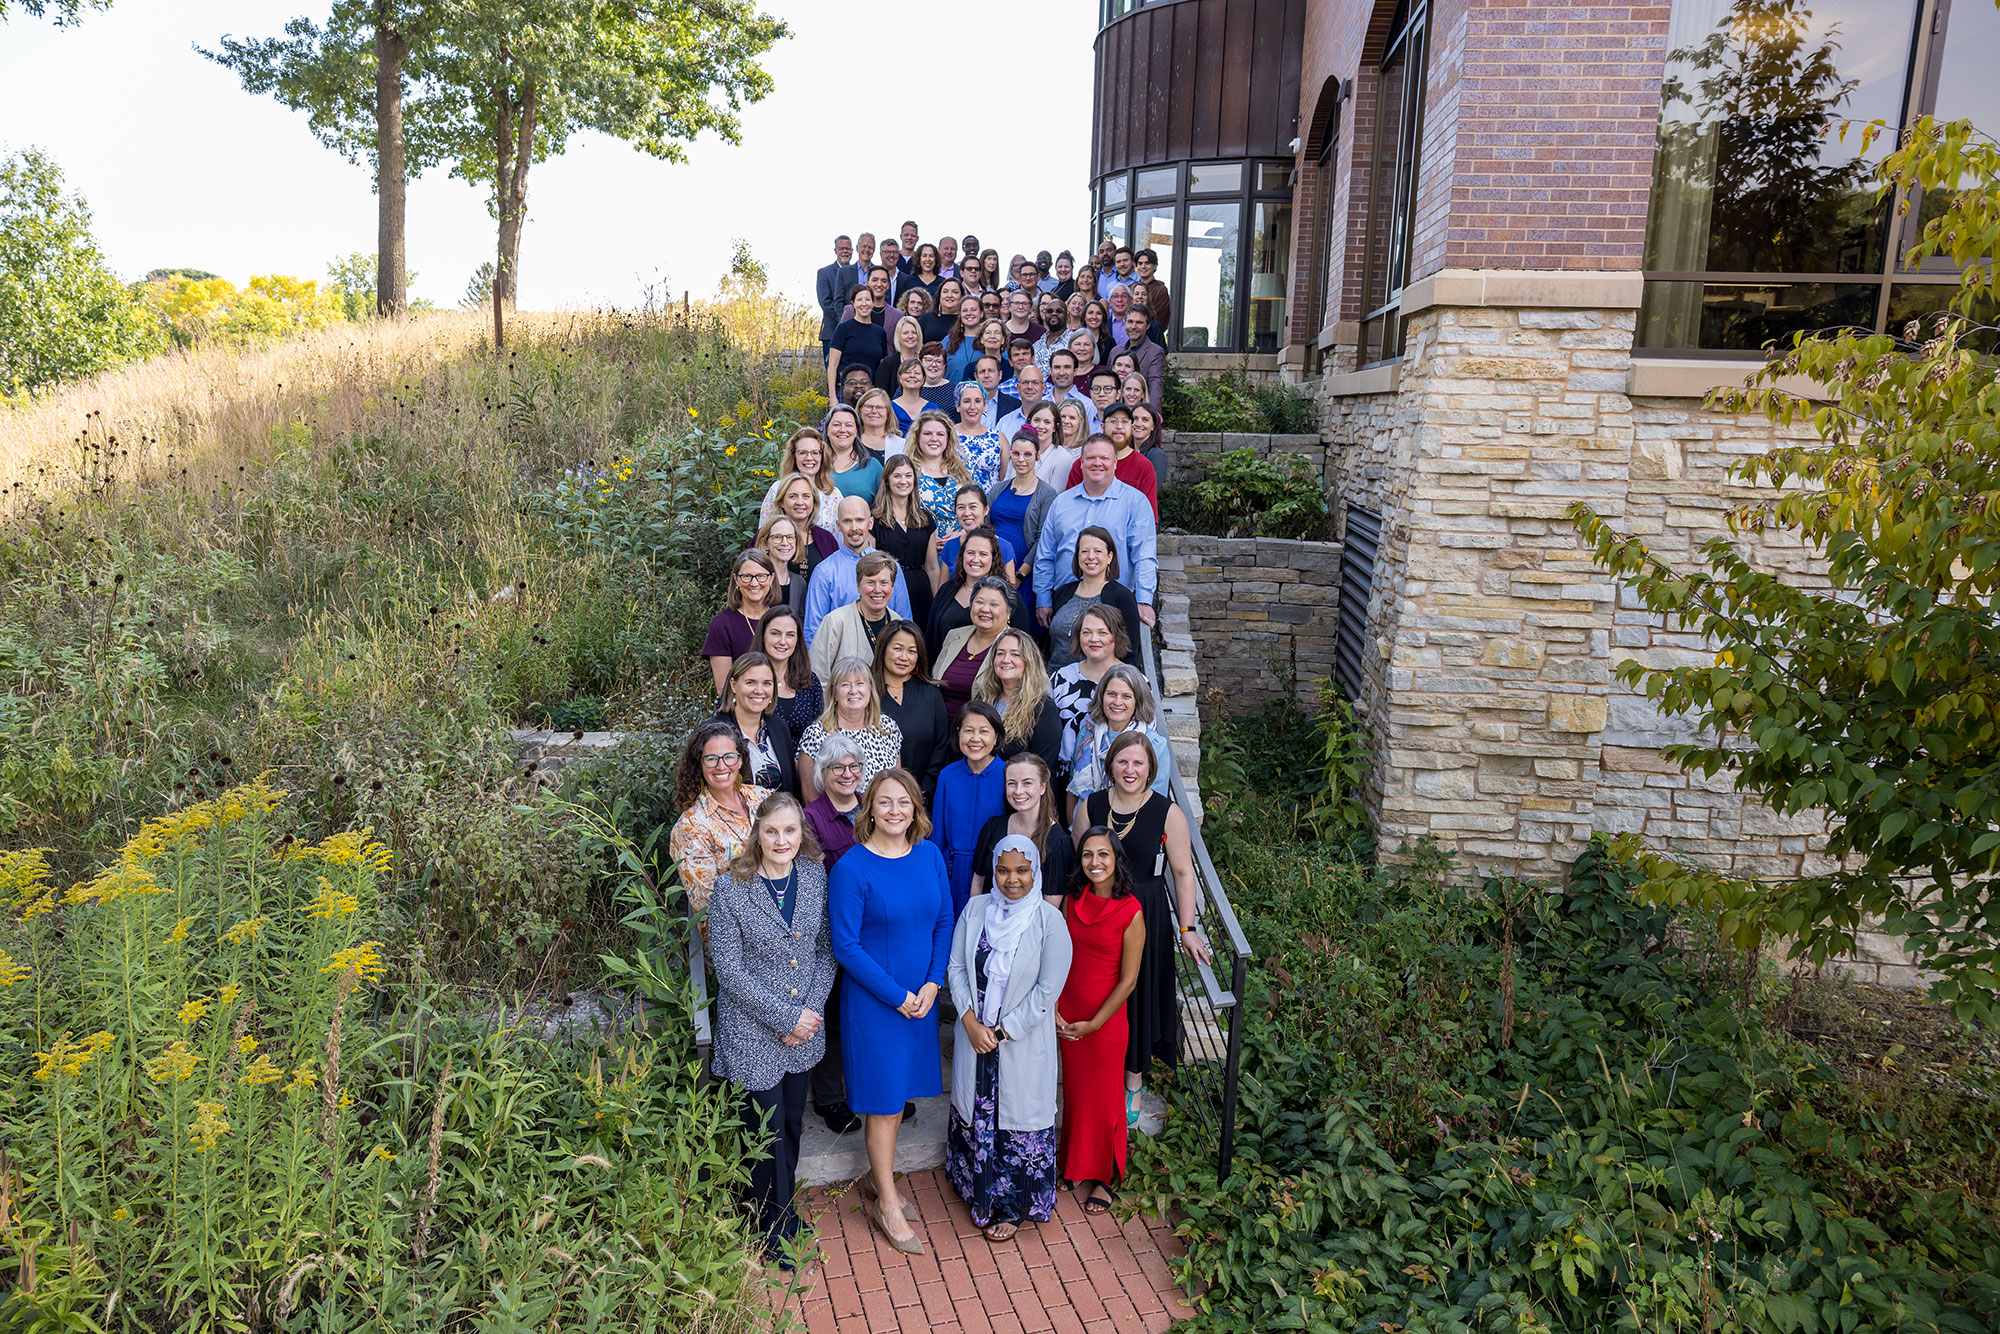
[1286,0,1673,346]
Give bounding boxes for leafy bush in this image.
[1162,368,1316,434]
[1130,829,2000,1332]
[1161,446,1332,540]
[0,782,762,1330]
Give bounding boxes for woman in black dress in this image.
[871,455,937,635]
[827,285,889,404]
[1072,731,1209,1127]
[969,752,1073,910]
[873,620,950,797]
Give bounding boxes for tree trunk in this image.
[492,67,511,348]
[373,0,408,318]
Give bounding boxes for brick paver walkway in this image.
[786,1169,1198,1334]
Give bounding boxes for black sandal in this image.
[1082,1188,1114,1215]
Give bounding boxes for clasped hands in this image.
[780,1008,822,1046]
[898,981,939,1020]
[1055,1014,1101,1042]
[960,1010,999,1055]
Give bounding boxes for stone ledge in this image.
[1399,267,1645,316]
[1323,362,1401,397]
[1628,355,1826,400]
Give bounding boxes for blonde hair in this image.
[781,427,833,490]
[911,410,972,487]
[817,657,886,735]
[891,315,923,358]
[855,387,898,442]
[852,768,931,847]
[756,512,804,555]
[727,791,825,881]
[971,628,1053,746]
[772,471,823,523]
[1057,400,1091,451]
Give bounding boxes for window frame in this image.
[1356,0,1430,369]
[1635,0,1975,356]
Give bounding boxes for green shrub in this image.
[0,785,763,1331]
[1162,368,1316,434]
[1161,446,1332,540]
[1130,830,2000,1332]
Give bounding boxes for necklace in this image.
[1106,801,1140,842]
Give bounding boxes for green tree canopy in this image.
[1573,111,2000,1022]
[0,148,162,393]
[0,0,111,23]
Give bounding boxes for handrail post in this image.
[1218,949,1246,1182]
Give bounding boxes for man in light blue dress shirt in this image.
[803,497,912,642]
[1032,436,1158,629]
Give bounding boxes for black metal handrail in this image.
[1138,621,1253,1183]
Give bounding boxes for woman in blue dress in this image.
[829,766,955,1257]
[931,702,1008,918]
[952,384,1004,492]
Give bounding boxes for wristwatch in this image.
[992,1024,1010,1043]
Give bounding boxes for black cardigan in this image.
[997,695,1068,787]
[882,678,951,796]
[1047,578,1145,666]
[711,708,798,798]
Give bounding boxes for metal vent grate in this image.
[1334,505,1381,699]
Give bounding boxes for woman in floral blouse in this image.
[669,719,774,913]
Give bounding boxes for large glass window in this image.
[1182,203,1240,349]
[1135,202,1180,316]
[1136,166,1179,200]
[1359,0,1429,365]
[1638,0,1980,351]
[1250,200,1293,350]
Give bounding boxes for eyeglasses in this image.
[737,571,773,583]
[825,761,863,774]
[701,753,742,768]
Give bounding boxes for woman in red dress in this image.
[1056,826,1146,1213]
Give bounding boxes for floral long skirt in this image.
[944,1045,1059,1228]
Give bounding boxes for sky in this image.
[0,0,1098,309]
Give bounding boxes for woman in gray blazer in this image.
[708,791,836,1264]
[942,833,1074,1243]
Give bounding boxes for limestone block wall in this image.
[1163,431,1329,486]
[1155,533,1345,714]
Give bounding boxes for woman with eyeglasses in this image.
[854,389,904,468]
[760,429,843,530]
[668,719,773,915]
[797,658,904,805]
[756,515,812,614]
[755,604,822,740]
[918,341,956,415]
[705,548,781,699]
[714,650,798,795]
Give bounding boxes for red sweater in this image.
[1066,450,1159,517]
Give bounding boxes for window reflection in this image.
[1250,201,1292,351]
[1181,203,1240,349]
[1136,166,1178,200]
[1646,280,1878,349]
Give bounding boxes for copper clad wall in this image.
[1092,0,1307,180]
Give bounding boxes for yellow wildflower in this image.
[0,950,29,987]
[144,1039,201,1083]
[688,407,699,418]
[235,1033,258,1055]
[305,881,360,919]
[291,830,392,874]
[33,1031,116,1080]
[178,996,212,1027]
[218,982,242,1005]
[281,1059,317,1093]
[166,916,193,943]
[112,1208,128,1221]
[240,1053,283,1086]
[0,848,53,909]
[19,888,55,920]
[321,941,388,986]
[221,916,267,945]
[66,861,166,907]
[368,1145,396,1162]
[189,1102,230,1152]
[725,445,737,456]
[338,1091,354,1110]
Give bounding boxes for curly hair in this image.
[673,719,747,816]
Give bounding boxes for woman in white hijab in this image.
[943,834,1074,1243]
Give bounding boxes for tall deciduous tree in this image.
[0,148,162,392]
[0,0,111,23]
[415,0,785,346]
[1571,112,2000,1021]
[203,1,434,318]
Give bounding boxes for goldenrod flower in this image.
[281,1059,317,1094]
[67,862,166,906]
[218,982,242,1005]
[321,942,387,986]
[145,1040,201,1083]
[235,1033,257,1055]
[19,888,55,920]
[223,917,266,945]
[368,1145,396,1162]
[0,950,29,987]
[166,916,193,943]
[338,1091,354,1110]
[305,881,360,919]
[0,848,53,909]
[33,1031,116,1080]
[112,1208,128,1221]
[240,1053,283,1086]
[178,996,212,1027]
[189,1101,230,1151]
[291,830,392,874]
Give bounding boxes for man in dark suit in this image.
[816,234,855,364]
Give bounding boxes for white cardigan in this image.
[946,894,1073,1131]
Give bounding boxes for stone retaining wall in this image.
[1156,533,1344,714]
[1163,431,1329,485]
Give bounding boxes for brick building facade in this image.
[1093,0,1993,886]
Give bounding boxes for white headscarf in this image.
[979,834,1045,1025]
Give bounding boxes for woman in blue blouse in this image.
[829,767,955,1256]
[931,701,1008,919]
[952,384,1003,492]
